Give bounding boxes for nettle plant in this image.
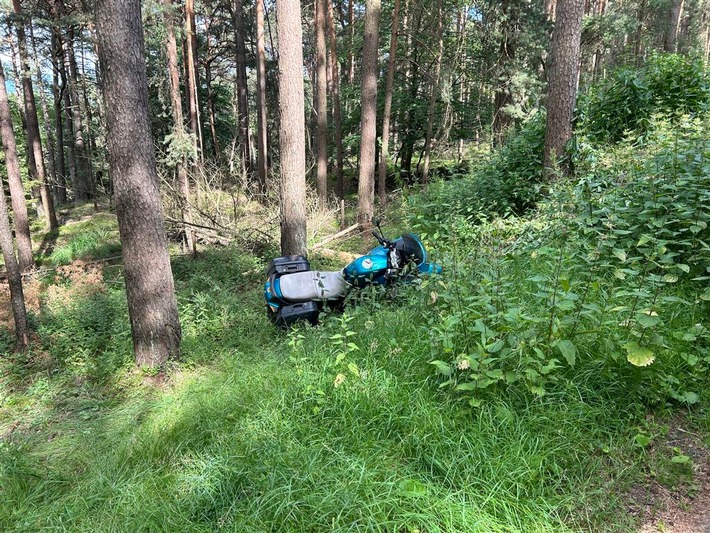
[424,114,710,406]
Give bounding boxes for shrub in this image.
[580,53,709,144]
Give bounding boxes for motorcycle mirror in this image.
[370,217,381,228]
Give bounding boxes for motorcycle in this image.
[264,219,441,328]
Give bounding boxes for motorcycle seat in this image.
[276,270,349,302]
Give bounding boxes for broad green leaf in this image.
[700,289,710,301]
[455,382,478,391]
[636,312,661,328]
[486,339,505,353]
[347,363,360,377]
[633,432,651,448]
[671,454,691,464]
[624,342,655,367]
[613,248,627,262]
[681,391,699,404]
[429,360,452,376]
[556,339,577,367]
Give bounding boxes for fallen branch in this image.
[311,223,360,250]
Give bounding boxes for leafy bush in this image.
[421,112,710,406]
[409,113,546,237]
[580,54,709,144]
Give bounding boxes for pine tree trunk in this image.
[65,27,93,202]
[96,0,182,367]
[11,0,58,230]
[543,0,585,177]
[0,161,29,352]
[378,0,401,207]
[348,0,356,84]
[205,57,221,159]
[277,0,307,256]
[185,0,202,159]
[422,0,444,185]
[255,0,269,194]
[314,0,328,204]
[492,0,517,146]
[163,0,195,254]
[51,37,68,205]
[357,0,381,228]
[664,0,685,52]
[233,0,251,177]
[327,0,344,200]
[30,22,59,208]
[0,61,33,273]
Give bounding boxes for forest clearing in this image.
[1,0,710,531]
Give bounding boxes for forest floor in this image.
[632,418,710,532]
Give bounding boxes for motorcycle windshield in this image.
[397,234,427,266]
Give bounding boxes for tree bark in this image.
[664,0,685,52]
[348,0,355,84]
[51,32,68,205]
[327,0,344,200]
[277,0,308,256]
[0,60,33,273]
[421,0,444,185]
[163,0,195,254]
[378,0,401,207]
[95,0,182,367]
[357,0,381,228]
[314,0,328,204]
[11,0,58,230]
[233,0,251,177]
[492,0,518,146]
[0,155,29,351]
[64,27,93,202]
[255,0,269,194]
[185,0,202,158]
[543,0,585,177]
[30,21,59,208]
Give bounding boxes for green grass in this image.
[0,243,662,533]
[2,187,708,532]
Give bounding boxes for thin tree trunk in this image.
[233,0,251,176]
[348,0,355,84]
[357,0,381,228]
[11,0,58,230]
[327,0,344,200]
[30,21,59,208]
[185,0,202,159]
[0,61,33,272]
[422,0,444,185]
[543,0,585,177]
[52,38,67,205]
[378,0,401,207]
[65,27,93,202]
[96,0,182,367]
[277,0,307,256]
[492,0,517,146]
[255,0,269,194]
[205,57,221,159]
[314,0,328,204]
[163,0,195,254]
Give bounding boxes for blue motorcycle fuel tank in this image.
[343,249,389,287]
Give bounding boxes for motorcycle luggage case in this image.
[274,301,320,328]
[266,255,310,277]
